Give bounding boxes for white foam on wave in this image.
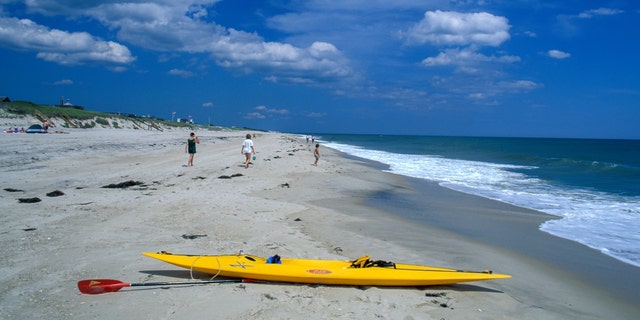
[326,141,640,268]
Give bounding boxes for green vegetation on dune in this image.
[1,100,254,131]
[7,100,158,121]
[4,100,188,129]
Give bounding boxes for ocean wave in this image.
[325,140,640,268]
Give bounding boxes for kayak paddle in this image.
[77,278,250,294]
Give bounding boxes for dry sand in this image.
[1,123,639,319]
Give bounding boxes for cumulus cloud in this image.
[0,16,135,66]
[210,30,351,84]
[407,10,510,47]
[24,1,352,83]
[409,11,518,77]
[548,50,571,59]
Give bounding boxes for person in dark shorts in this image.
[185,132,200,166]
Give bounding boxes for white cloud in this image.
[109,65,128,72]
[202,102,214,107]
[555,7,624,37]
[422,48,520,67]
[468,92,487,100]
[244,112,266,119]
[243,105,289,120]
[421,48,520,75]
[168,68,195,78]
[2,1,352,83]
[0,16,135,66]
[547,50,571,59]
[306,112,326,118]
[462,79,542,104]
[53,79,73,85]
[210,31,351,84]
[407,10,511,47]
[254,105,289,115]
[267,108,289,115]
[578,8,623,19]
[91,2,353,84]
[498,80,543,92]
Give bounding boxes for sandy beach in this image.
[1,122,639,319]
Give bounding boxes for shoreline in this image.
[277,146,640,319]
[1,128,638,319]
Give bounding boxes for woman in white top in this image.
[241,133,255,168]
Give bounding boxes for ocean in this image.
[316,134,640,268]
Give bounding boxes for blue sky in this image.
[1,1,638,139]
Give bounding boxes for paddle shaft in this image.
[78,278,248,294]
[129,279,243,287]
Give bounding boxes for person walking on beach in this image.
[185,132,199,167]
[313,143,320,166]
[241,133,255,169]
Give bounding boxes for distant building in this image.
[60,96,73,106]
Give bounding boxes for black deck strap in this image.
[372,260,397,269]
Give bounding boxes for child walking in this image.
[313,143,320,166]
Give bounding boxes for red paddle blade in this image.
[78,279,130,294]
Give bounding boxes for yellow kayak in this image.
[143,251,511,286]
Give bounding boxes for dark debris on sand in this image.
[182,234,207,240]
[424,292,452,309]
[102,180,145,189]
[46,190,65,197]
[218,173,244,179]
